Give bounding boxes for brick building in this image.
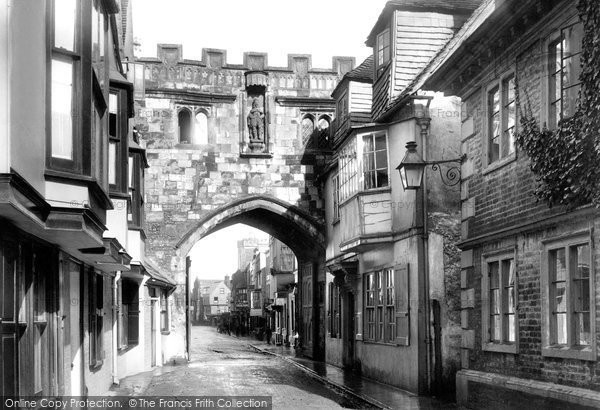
[421,0,600,407]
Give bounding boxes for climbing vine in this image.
[514,0,600,208]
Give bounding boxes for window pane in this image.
[551,248,567,281]
[491,314,501,341]
[51,59,74,160]
[363,135,374,152]
[556,312,567,344]
[109,142,117,185]
[54,0,77,51]
[490,88,500,114]
[563,23,583,57]
[302,117,314,144]
[489,262,499,288]
[507,314,515,342]
[555,281,566,312]
[376,170,388,188]
[376,150,388,170]
[577,312,591,346]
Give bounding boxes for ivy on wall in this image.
[515,0,600,208]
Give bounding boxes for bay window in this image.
[49,0,110,181]
[108,89,129,194]
[338,132,389,202]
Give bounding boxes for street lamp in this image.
[396,141,466,190]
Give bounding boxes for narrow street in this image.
[113,326,377,409]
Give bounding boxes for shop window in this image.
[364,265,409,345]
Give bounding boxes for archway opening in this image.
[177,195,326,361]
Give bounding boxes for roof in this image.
[376,0,492,120]
[366,0,483,46]
[331,56,374,97]
[144,260,177,289]
[345,55,374,83]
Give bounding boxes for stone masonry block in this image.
[461,250,474,268]
[461,309,469,329]
[462,329,475,349]
[461,288,475,309]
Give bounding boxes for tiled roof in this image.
[344,56,374,83]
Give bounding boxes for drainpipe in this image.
[112,271,121,385]
[417,117,433,394]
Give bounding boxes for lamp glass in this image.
[399,164,424,190]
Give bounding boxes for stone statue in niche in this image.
[247,98,265,143]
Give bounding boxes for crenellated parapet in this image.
[138,44,355,95]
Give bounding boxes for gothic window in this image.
[178,109,192,144]
[194,111,208,144]
[317,116,331,148]
[301,115,315,145]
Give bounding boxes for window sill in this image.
[362,340,403,347]
[339,186,392,207]
[483,342,518,354]
[542,345,596,361]
[161,330,171,335]
[482,151,517,175]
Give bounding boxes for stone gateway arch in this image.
[133,44,355,359]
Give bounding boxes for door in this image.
[69,262,83,396]
[342,292,355,369]
[0,241,19,396]
[151,298,157,367]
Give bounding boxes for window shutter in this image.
[128,301,139,345]
[394,264,410,346]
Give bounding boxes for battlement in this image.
[139,44,356,76]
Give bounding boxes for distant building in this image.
[191,278,231,325]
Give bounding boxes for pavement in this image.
[246,337,456,410]
[112,326,456,409]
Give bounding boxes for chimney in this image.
[224,275,230,288]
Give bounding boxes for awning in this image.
[80,237,132,272]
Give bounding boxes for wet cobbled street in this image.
[113,326,376,409]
